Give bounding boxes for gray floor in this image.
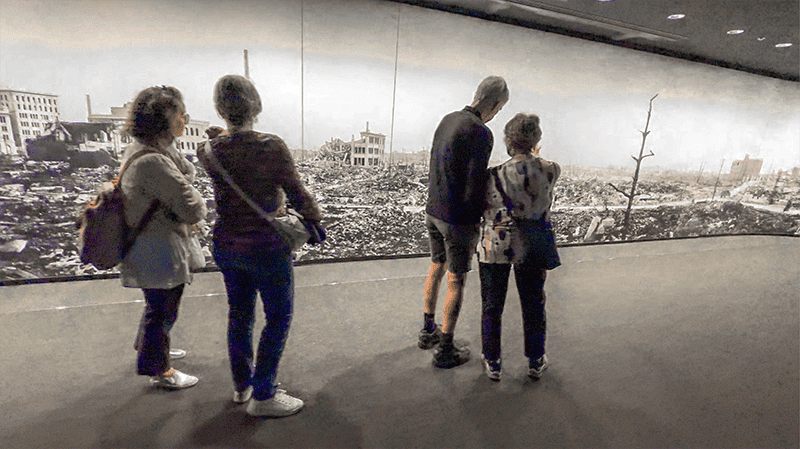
[0,235,798,448]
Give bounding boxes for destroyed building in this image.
[315,138,352,165]
[351,122,386,167]
[0,88,62,155]
[316,122,386,167]
[0,103,17,155]
[25,121,118,168]
[730,154,764,182]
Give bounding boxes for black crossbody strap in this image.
[491,169,515,213]
[492,168,547,225]
[203,141,281,227]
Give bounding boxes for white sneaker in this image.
[150,369,199,390]
[246,390,304,417]
[169,349,186,360]
[233,386,253,403]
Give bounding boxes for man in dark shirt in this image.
[419,76,509,369]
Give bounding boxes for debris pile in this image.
[0,156,798,281]
[553,177,694,208]
[309,138,352,164]
[555,201,800,243]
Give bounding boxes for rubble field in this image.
[0,158,798,281]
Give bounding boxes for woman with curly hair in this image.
[120,85,207,390]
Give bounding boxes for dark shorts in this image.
[426,214,480,274]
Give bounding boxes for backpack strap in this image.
[117,149,162,255]
[118,148,158,180]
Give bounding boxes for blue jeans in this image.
[213,246,294,401]
[479,262,547,361]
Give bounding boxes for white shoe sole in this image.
[233,386,253,403]
[246,391,304,417]
[150,370,199,390]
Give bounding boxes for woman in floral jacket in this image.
[120,86,207,390]
[477,112,561,381]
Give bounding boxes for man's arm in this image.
[461,126,493,211]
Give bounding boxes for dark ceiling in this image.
[392,0,799,81]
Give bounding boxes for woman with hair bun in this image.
[120,85,207,390]
[477,112,561,382]
[197,74,323,417]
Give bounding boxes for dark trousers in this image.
[135,284,185,376]
[214,246,294,401]
[479,262,547,361]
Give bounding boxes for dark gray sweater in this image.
[426,106,493,225]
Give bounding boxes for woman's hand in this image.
[205,126,225,139]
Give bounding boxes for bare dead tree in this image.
[712,159,725,200]
[696,160,705,183]
[609,93,658,239]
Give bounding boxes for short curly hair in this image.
[504,113,542,155]
[214,75,262,129]
[126,86,185,146]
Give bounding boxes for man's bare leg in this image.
[419,262,447,349]
[441,271,466,334]
[424,262,447,315]
[433,271,471,368]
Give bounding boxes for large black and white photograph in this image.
[1,0,798,447]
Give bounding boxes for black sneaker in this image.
[528,354,548,379]
[418,324,443,349]
[432,342,470,369]
[481,354,501,381]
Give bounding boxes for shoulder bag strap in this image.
[203,141,279,227]
[491,168,515,214]
[492,166,548,225]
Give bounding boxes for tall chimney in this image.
[86,94,92,118]
[366,121,369,133]
[243,49,250,79]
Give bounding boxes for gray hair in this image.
[473,76,509,108]
[504,112,542,155]
[214,74,262,129]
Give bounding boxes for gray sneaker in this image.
[246,390,304,417]
[233,386,253,404]
[528,354,548,379]
[150,369,198,390]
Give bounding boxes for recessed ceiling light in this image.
[727,29,746,35]
[597,0,614,2]
[775,43,793,48]
[667,14,685,20]
[757,37,766,41]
